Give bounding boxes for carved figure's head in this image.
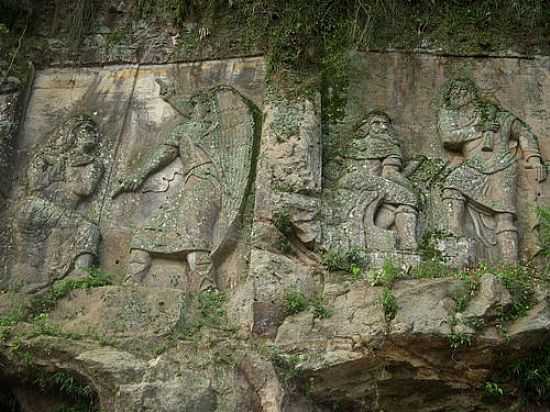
[156,78,177,102]
[358,111,394,138]
[51,114,100,155]
[441,78,480,109]
[189,92,212,120]
[73,115,100,154]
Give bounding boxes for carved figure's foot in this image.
[67,253,95,280]
[125,249,152,285]
[199,274,218,292]
[497,231,519,266]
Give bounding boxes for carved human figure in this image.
[114,83,256,292]
[338,111,421,251]
[15,114,104,290]
[438,79,547,264]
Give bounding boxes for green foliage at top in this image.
[380,287,398,321]
[367,259,402,287]
[30,268,112,317]
[491,266,536,321]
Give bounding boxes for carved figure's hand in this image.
[485,121,499,132]
[112,174,144,198]
[526,157,547,182]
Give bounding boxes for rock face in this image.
[1,48,550,412]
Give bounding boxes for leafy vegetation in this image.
[174,289,228,337]
[284,287,308,316]
[310,296,332,319]
[483,381,504,400]
[380,287,398,321]
[283,287,332,319]
[270,347,303,384]
[506,344,550,403]
[273,208,293,254]
[321,247,367,279]
[448,330,472,351]
[367,259,402,287]
[29,268,112,317]
[33,370,97,412]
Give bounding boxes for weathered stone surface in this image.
[273,277,550,411]
[248,249,321,336]
[47,286,186,337]
[327,51,550,264]
[464,274,512,320]
[0,336,261,412]
[390,278,459,335]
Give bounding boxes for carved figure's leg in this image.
[126,249,152,284]
[187,251,217,291]
[395,206,418,251]
[442,188,465,237]
[496,212,518,265]
[68,253,95,279]
[374,204,396,229]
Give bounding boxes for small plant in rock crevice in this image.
[483,381,504,400]
[29,267,113,317]
[284,287,308,316]
[380,287,398,322]
[448,330,472,351]
[270,347,303,385]
[174,289,227,337]
[273,208,294,254]
[283,287,332,319]
[321,247,367,279]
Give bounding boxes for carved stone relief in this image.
[322,52,550,269]
[438,78,546,265]
[13,114,104,291]
[322,111,422,266]
[0,58,265,294]
[113,84,259,292]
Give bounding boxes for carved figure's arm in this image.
[438,110,479,151]
[73,161,105,197]
[512,119,547,182]
[113,143,179,197]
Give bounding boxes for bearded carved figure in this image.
[438,79,547,265]
[324,111,422,253]
[13,114,104,291]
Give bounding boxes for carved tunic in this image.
[130,87,256,258]
[439,106,543,214]
[342,133,417,207]
[130,118,222,255]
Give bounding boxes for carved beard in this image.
[368,130,399,145]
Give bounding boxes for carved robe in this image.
[439,106,543,215]
[130,119,222,255]
[130,87,256,258]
